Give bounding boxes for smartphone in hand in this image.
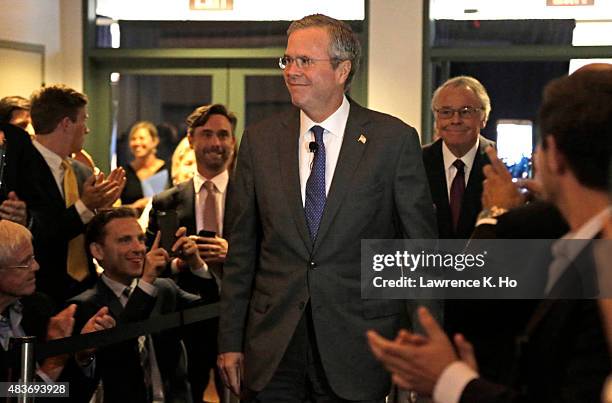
[197,229,216,241]
[157,210,178,253]
[496,119,533,180]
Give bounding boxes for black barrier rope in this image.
[35,303,219,360]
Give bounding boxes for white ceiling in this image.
[430,0,612,20]
[96,0,365,21]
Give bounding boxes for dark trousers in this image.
[244,306,384,403]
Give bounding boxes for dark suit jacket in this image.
[17,143,96,303]
[219,101,437,400]
[471,201,569,240]
[0,293,54,382]
[461,298,609,402]
[0,293,97,402]
[458,220,608,401]
[423,135,495,239]
[146,178,220,303]
[0,123,32,201]
[146,178,223,402]
[70,278,199,403]
[444,202,571,382]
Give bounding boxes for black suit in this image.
[71,278,200,403]
[423,136,495,239]
[460,257,609,402]
[147,178,224,402]
[0,123,32,201]
[17,142,96,303]
[452,207,608,400]
[444,202,571,382]
[0,293,97,402]
[471,201,569,240]
[219,101,436,400]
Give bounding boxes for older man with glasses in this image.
[0,218,115,394]
[422,75,496,240]
[217,13,436,403]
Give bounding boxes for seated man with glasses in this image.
[0,218,115,396]
[422,75,495,240]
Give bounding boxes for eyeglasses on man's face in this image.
[434,106,484,120]
[1,255,37,271]
[278,56,337,70]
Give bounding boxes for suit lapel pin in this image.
[358,134,367,144]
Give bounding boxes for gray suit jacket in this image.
[71,278,200,403]
[219,101,436,400]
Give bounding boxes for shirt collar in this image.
[0,300,23,322]
[0,300,23,351]
[193,169,229,194]
[442,136,480,172]
[299,95,350,140]
[562,205,611,241]
[33,140,64,170]
[102,274,138,299]
[552,205,612,259]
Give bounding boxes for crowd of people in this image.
[0,12,610,403]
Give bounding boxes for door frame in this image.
[85,48,284,172]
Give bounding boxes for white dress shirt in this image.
[298,95,350,206]
[101,275,157,304]
[441,137,480,200]
[32,140,94,224]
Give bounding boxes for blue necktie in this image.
[304,125,326,242]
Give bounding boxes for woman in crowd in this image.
[120,121,168,212]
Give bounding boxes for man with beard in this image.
[146,103,236,403]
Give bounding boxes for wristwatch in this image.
[477,206,509,221]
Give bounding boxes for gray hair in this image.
[432,76,491,123]
[0,220,32,266]
[288,14,361,90]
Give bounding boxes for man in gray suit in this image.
[217,14,436,402]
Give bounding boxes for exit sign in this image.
[546,0,594,5]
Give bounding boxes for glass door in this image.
[227,68,292,137]
[109,69,228,169]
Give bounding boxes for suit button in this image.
[309,261,317,269]
[299,302,306,310]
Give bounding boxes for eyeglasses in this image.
[1,255,37,271]
[278,56,336,70]
[434,106,483,119]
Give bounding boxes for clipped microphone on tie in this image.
[309,141,318,153]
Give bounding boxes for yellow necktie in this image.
[62,159,89,281]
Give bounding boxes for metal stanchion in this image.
[8,336,36,403]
